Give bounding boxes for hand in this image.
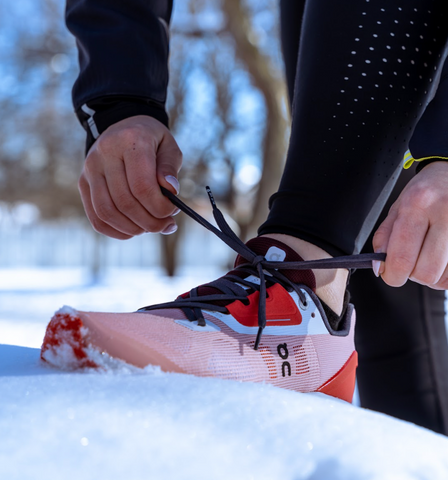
[78,115,182,239]
[373,162,448,289]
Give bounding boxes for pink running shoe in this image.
[41,188,384,403]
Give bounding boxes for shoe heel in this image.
[317,351,358,402]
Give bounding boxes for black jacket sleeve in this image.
[66,0,173,152]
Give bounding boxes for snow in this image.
[1,267,448,479]
[0,267,223,348]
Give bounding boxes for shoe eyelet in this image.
[299,299,309,311]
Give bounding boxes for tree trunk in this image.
[160,211,185,277]
[222,0,289,240]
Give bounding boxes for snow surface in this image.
[1,268,448,479]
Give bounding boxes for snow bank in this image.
[1,344,447,480]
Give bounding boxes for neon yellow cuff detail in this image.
[403,150,415,169]
[403,150,448,169]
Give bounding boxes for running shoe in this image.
[41,187,384,402]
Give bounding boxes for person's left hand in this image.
[373,161,448,290]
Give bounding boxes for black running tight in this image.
[259,0,448,257]
[352,178,448,435]
[260,0,448,435]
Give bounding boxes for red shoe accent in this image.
[41,312,98,369]
[226,283,302,327]
[317,351,358,402]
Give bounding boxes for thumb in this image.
[372,208,397,277]
[162,174,180,196]
[156,133,182,195]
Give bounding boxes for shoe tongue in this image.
[234,237,316,291]
[188,237,316,306]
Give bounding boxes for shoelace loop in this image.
[139,187,386,350]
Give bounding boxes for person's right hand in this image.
[372,161,448,290]
[78,115,182,239]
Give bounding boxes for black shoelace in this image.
[139,187,386,350]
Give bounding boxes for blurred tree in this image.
[0,0,288,276]
[222,0,289,239]
[0,0,84,220]
[162,0,289,273]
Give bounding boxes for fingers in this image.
[79,115,183,239]
[372,162,448,289]
[122,140,181,220]
[372,207,395,252]
[104,158,175,232]
[429,263,448,290]
[379,207,429,287]
[78,173,134,240]
[410,224,448,288]
[372,205,396,279]
[156,133,183,195]
[80,166,178,237]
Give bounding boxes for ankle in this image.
[260,234,348,315]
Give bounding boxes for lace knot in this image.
[251,255,265,268]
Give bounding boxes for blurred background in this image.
[0,0,290,346]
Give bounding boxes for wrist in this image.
[415,157,448,174]
[76,96,169,154]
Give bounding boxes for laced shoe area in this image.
[139,187,386,349]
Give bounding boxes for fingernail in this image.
[372,260,381,277]
[161,223,178,235]
[373,249,386,277]
[172,208,181,216]
[165,175,180,195]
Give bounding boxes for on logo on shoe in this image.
[277,342,291,377]
[265,246,286,262]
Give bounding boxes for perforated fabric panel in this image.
[124,307,357,393]
[260,0,448,256]
[43,304,356,394]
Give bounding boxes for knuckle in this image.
[83,156,100,177]
[375,223,389,236]
[144,221,160,233]
[130,226,144,237]
[95,202,115,222]
[114,193,136,213]
[380,271,406,288]
[89,215,138,240]
[143,216,165,233]
[90,217,105,234]
[406,186,434,211]
[132,178,152,198]
[388,253,415,274]
[167,144,183,167]
[174,145,183,162]
[116,126,147,146]
[118,234,133,241]
[95,134,113,155]
[413,269,439,286]
[436,277,448,290]
[388,202,399,215]
[151,204,171,220]
[116,127,137,143]
[372,226,388,245]
[78,176,87,194]
[97,126,144,155]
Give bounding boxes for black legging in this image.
[259,0,448,434]
[353,181,448,435]
[259,0,448,256]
